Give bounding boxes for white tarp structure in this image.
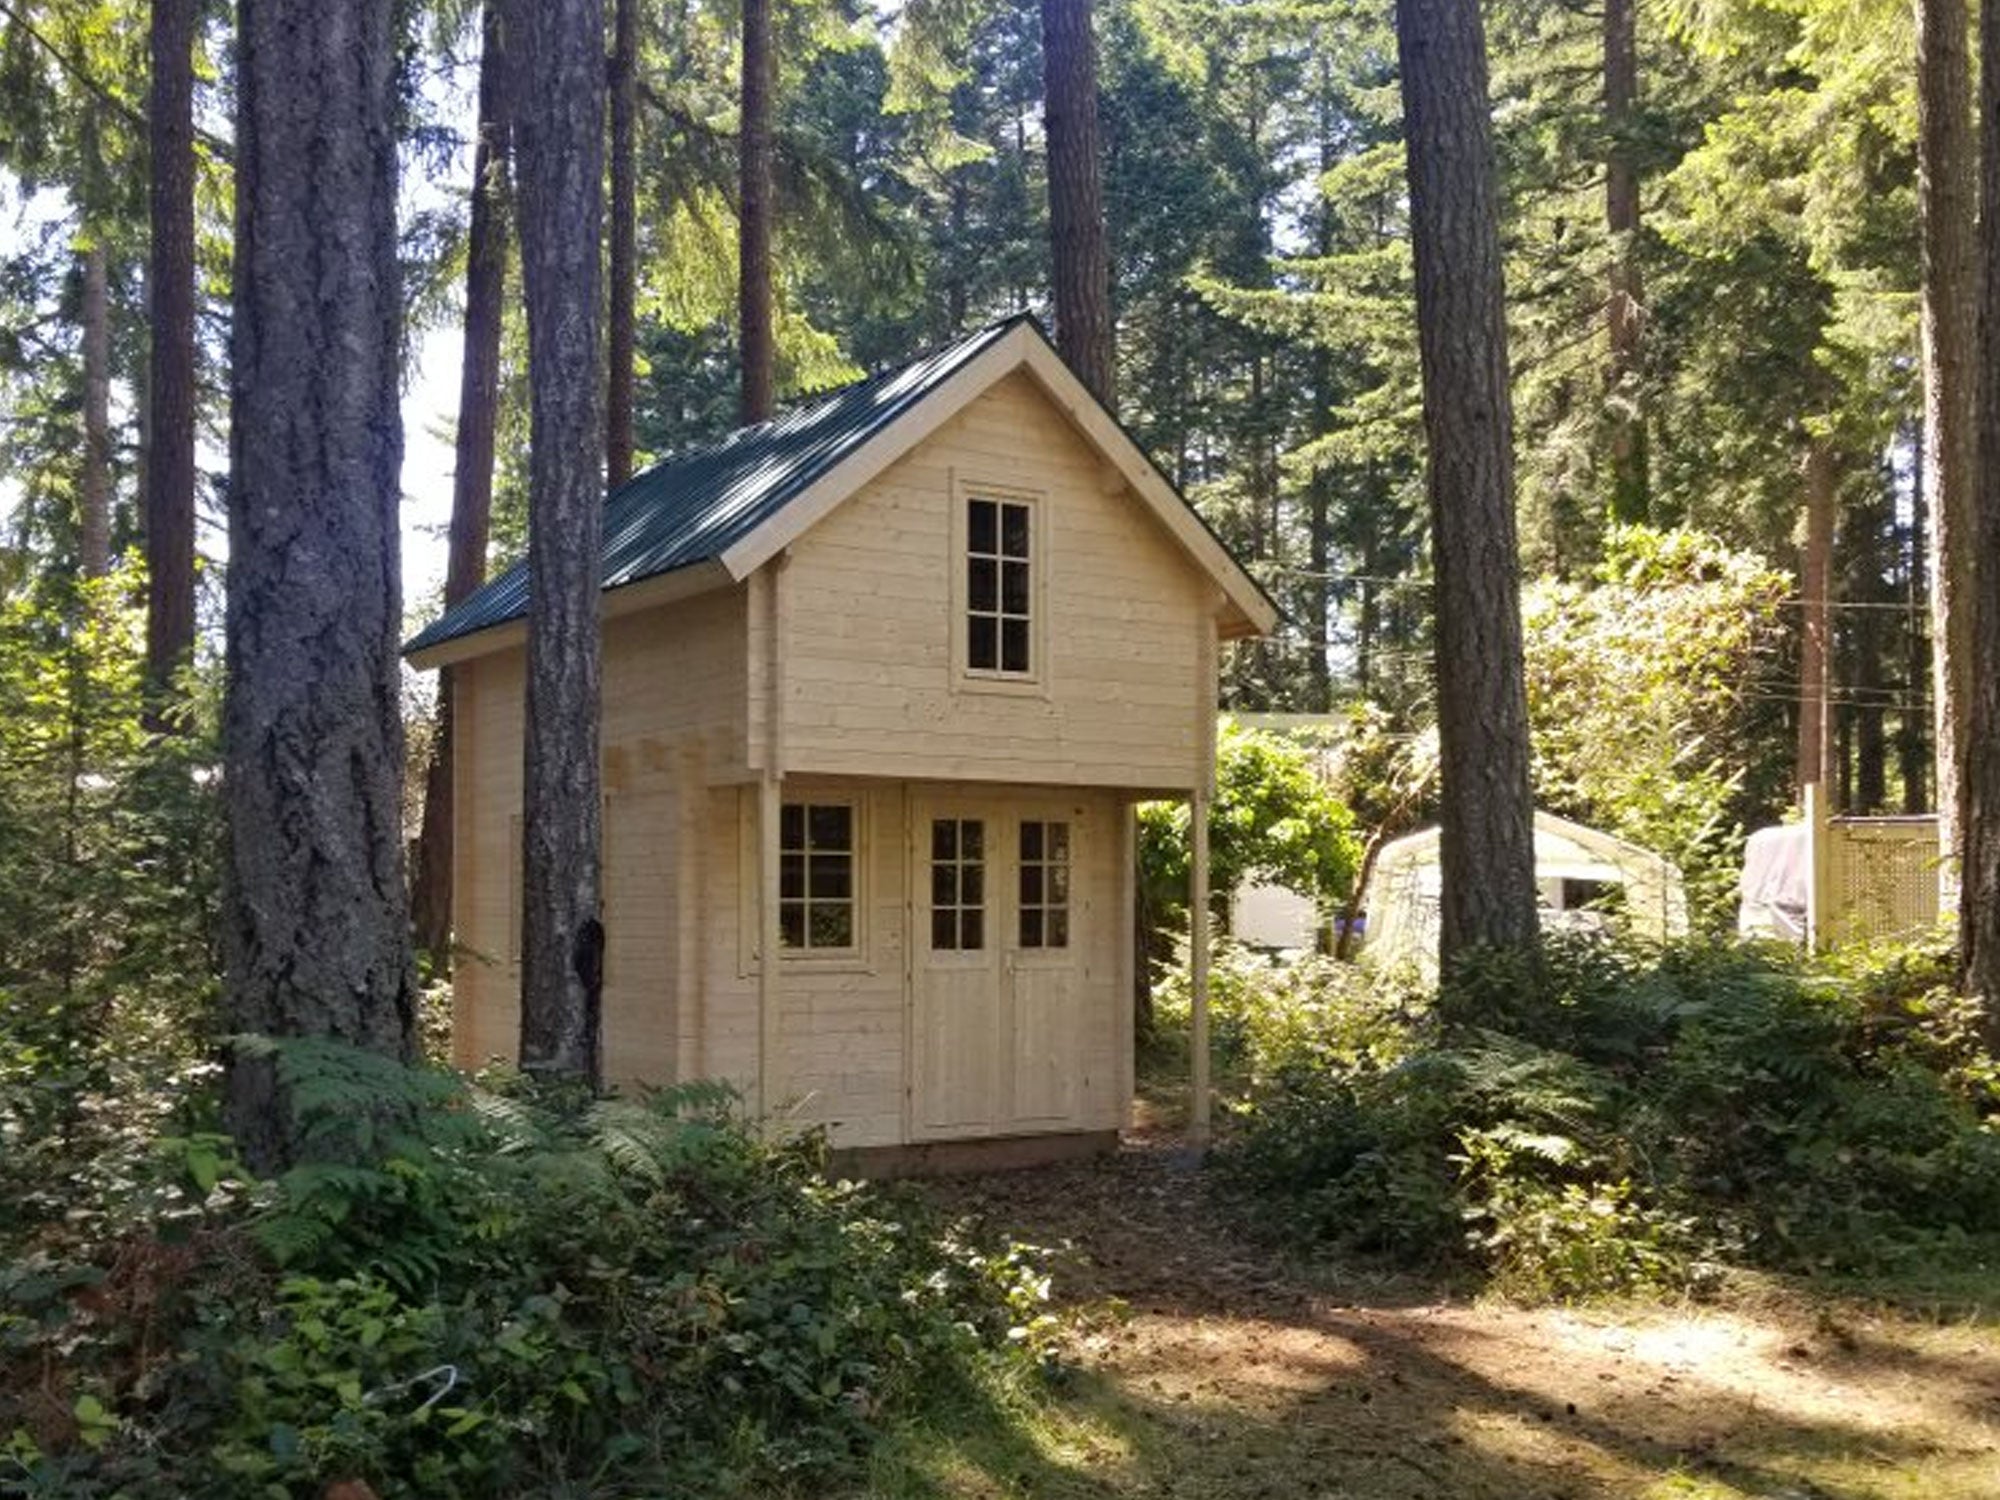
[1738,822,1809,943]
[1230,881,1321,951]
[1361,809,1689,976]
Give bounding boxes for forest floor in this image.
[867,1117,2000,1500]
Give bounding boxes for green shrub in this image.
[1211,934,2000,1297]
[0,1044,1051,1498]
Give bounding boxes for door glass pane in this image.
[1019,819,1070,949]
[931,817,986,952]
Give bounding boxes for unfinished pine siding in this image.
[452,587,748,1076]
[779,372,1214,793]
[427,322,1273,1162]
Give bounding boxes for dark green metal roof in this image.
[406,316,1029,656]
[405,313,1278,657]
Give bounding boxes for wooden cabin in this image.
[406,317,1275,1169]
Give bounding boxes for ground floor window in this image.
[780,801,855,950]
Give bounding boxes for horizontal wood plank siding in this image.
[452,589,749,1078]
[780,373,1212,791]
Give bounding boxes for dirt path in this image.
[915,1134,2000,1500]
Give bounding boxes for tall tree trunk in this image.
[146,0,197,700]
[1851,514,1889,813]
[1603,0,1647,524]
[507,0,607,1084]
[1040,0,1115,407]
[739,0,775,424]
[413,0,510,964]
[1395,0,1539,961]
[79,238,111,579]
[1916,0,1977,907]
[1306,92,1337,715]
[607,0,638,482]
[1797,438,1839,802]
[1959,0,2000,1043]
[225,0,415,1170]
[1902,431,1931,813]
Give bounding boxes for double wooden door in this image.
[910,794,1084,1138]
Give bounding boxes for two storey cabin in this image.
[406,317,1276,1170]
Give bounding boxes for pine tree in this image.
[413,0,510,963]
[608,0,639,480]
[145,0,196,703]
[507,0,607,1085]
[1040,0,1114,405]
[1916,0,1977,906]
[225,0,415,1168]
[1394,0,1538,958]
[1961,0,2000,1043]
[740,0,775,423]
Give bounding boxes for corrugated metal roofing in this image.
[405,315,1027,656]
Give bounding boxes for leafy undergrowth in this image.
[1199,933,2000,1299]
[0,1042,1052,1499]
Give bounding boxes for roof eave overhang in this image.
[405,557,734,670]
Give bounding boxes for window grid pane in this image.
[1018,819,1071,949]
[778,801,855,950]
[967,497,1031,675]
[930,817,986,951]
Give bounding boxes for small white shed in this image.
[1360,810,1689,976]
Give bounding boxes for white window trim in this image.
[950,474,1049,697]
[737,787,873,972]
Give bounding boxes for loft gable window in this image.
[966,495,1033,675]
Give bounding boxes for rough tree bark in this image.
[739,0,775,424]
[507,0,607,1084]
[1603,0,1647,524]
[225,0,415,1169]
[1959,0,2000,1043]
[145,0,196,699]
[1796,438,1839,802]
[1916,0,1977,908]
[413,0,509,963]
[79,238,111,579]
[607,0,638,481]
[1040,0,1115,407]
[1394,0,1540,961]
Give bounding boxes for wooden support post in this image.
[1805,780,1833,953]
[1190,787,1212,1148]
[752,556,787,1126]
[757,770,782,1119]
[1117,800,1137,1126]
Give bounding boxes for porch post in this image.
[1190,787,1212,1147]
[756,771,782,1118]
